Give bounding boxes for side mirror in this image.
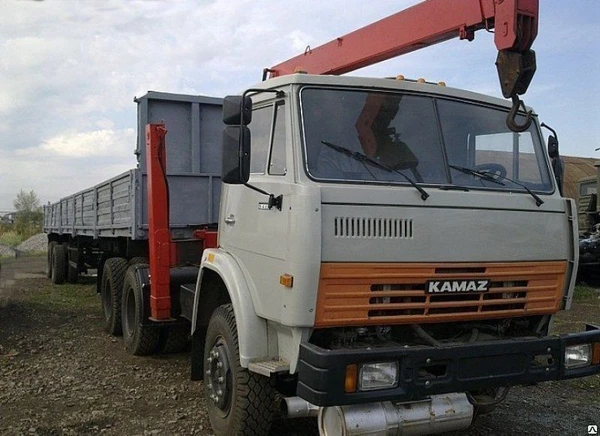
[222,94,252,184]
[223,95,252,125]
[222,126,250,184]
[548,135,559,159]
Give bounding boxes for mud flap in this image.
[191,325,207,381]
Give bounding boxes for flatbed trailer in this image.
[44,91,222,279]
[43,91,222,348]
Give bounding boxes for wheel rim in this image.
[123,286,136,338]
[206,337,232,412]
[102,276,112,321]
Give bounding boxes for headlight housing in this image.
[358,361,399,391]
[564,344,592,369]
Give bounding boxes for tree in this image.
[13,190,43,238]
[14,189,40,213]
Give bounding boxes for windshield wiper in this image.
[449,165,544,207]
[476,170,544,207]
[449,165,505,186]
[321,140,429,201]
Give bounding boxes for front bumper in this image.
[297,325,600,407]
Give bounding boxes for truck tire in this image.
[51,244,67,285]
[67,263,78,283]
[46,241,57,278]
[101,257,128,335]
[159,323,190,353]
[121,265,160,355]
[204,304,277,436]
[67,247,78,284]
[128,256,148,266]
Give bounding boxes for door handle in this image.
[224,214,236,225]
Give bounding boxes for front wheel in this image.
[204,304,277,436]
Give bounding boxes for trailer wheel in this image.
[67,263,78,283]
[101,257,128,335]
[67,247,78,284]
[159,324,190,353]
[121,265,160,355]
[51,244,67,285]
[46,241,57,278]
[204,304,277,435]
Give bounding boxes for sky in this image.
[0,0,599,211]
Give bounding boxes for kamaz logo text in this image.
[426,279,490,294]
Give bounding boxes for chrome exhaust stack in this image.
[318,393,473,436]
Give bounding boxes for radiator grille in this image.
[334,217,413,239]
[315,262,566,327]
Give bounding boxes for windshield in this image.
[301,87,553,192]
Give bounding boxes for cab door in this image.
[219,98,293,321]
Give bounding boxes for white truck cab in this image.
[193,74,596,435]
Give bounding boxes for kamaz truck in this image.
[44,1,600,435]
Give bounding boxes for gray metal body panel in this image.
[44,92,223,240]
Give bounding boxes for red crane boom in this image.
[266,0,538,131]
[268,0,537,77]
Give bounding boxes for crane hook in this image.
[506,95,533,133]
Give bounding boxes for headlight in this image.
[359,361,398,391]
[565,344,592,369]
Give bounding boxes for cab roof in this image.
[252,73,534,113]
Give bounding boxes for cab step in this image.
[248,359,290,376]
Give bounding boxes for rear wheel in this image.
[51,244,66,285]
[204,304,277,435]
[128,257,148,266]
[46,241,57,278]
[66,247,79,284]
[101,257,128,335]
[121,265,160,355]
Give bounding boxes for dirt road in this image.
[1,255,599,435]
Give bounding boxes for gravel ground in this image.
[16,233,48,253]
[0,233,46,259]
[0,255,599,436]
[0,244,17,257]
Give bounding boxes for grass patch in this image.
[25,277,98,312]
[573,285,599,301]
[0,231,23,247]
[0,253,44,266]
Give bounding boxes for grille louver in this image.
[334,217,413,239]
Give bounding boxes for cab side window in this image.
[249,106,273,174]
[269,102,287,175]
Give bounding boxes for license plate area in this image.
[426,279,490,294]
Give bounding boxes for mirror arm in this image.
[242,88,284,112]
[541,122,558,139]
[243,183,283,211]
